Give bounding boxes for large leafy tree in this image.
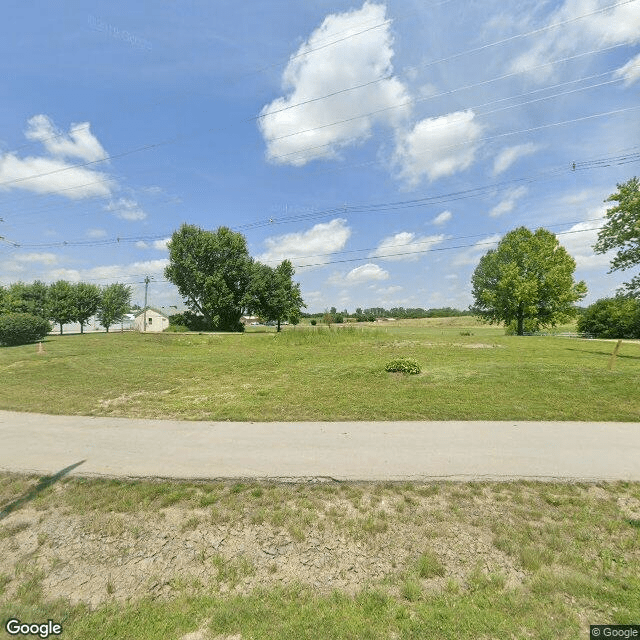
[97,283,132,332]
[47,280,75,335]
[244,259,306,331]
[73,282,101,333]
[471,226,587,335]
[594,177,640,297]
[165,224,253,332]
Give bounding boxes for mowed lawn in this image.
[0,318,638,421]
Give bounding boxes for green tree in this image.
[97,283,132,332]
[2,281,48,317]
[165,224,253,332]
[471,227,587,335]
[243,260,305,332]
[577,297,640,338]
[594,177,640,297]
[47,280,75,335]
[73,282,101,334]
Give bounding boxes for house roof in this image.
[135,307,169,319]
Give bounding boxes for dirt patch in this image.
[0,481,631,610]
[0,485,529,609]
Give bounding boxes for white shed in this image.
[134,307,170,333]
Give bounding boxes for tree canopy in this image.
[47,280,76,335]
[243,260,305,331]
[97,283,132,332]
[471,226,587,335]
[73,282,101,333]
[165,224,305,332]
[165,224,255,331]
[594,177,640,297]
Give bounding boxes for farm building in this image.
[134,307,169,332]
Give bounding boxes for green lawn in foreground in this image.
[0,319,638,420]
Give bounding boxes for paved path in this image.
[0,410,638,482]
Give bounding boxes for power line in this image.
[301,105,640,179]
[295,225,606,269]
[1,3,636,194]
[255,40,629,124]
[265,62,636,164]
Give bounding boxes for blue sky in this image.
[1,0,639,313]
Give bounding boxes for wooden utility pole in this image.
[143,276,150,332]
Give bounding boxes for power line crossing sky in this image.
[1,0,639,310]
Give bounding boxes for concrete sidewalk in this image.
[0,410,638,482]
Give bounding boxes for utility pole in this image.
[143,276,150,332]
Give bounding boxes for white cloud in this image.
[614,52,640,86]
[259,2,411,165]
[153,238,170,250]
[49,259,169,283]
[0,153,113,199]
[488,186,528,218]
[136,241,149,248]
[453,234,502,266]
[558,212,612,269]
[510,0,640,80]
[104,197,147,221]
[432,210,452,226]
[492,143,540,175]
[372,231,445,261]
[0,115,113,199]
[394,110,483,185]
[87,228,107,239]
[14,252,59,265]
[25,115,107,162]
[343,263,389,284]
[376,285,402,294]
[258,218,351,267]
[0,252,59,274]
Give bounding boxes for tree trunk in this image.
[517,314,524,336]
[80,323,84,334]
[277,319,281,332]
[59,323,63,335]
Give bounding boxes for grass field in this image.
[0,318,638,421]
[1,474,639,639]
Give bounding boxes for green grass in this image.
[1,319,638,420]
[1,475,640,639]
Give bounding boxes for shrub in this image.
[310,319,317,326]
[385,358,421,375]
[169,311,212,331]
[164,324,189,332]
[577,297,640,338]
[0,313,51,346]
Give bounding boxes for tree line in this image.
[302,307,473,323]
[0,281,132,335]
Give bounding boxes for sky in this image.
[1,0,639,313]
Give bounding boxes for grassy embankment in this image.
[0,318,638,421]
[1,474,639,639]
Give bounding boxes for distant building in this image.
[134,307,169,333]
[240,315,260,325]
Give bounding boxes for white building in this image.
[134,307,170,333]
